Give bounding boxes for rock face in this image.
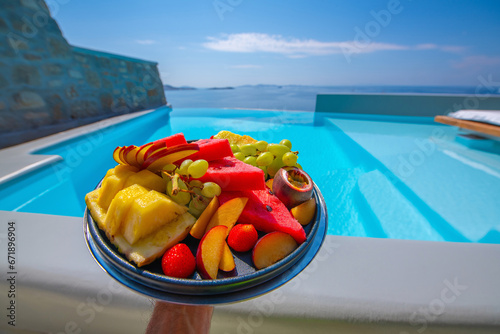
[0,0,167,148]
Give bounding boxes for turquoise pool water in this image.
[2,107,500,243]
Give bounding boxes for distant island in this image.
[164,84,237,91]
[207,87,234,90]
[163,85,197,91]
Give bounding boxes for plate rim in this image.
[84,179,327,296]
[83,185,328,304]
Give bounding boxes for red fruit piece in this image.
[219,189,307,244]
[196,157,266,191]
[161,243,196,278]
[186,138,234,162]
[228,224,259,252]
[153,133,188,148]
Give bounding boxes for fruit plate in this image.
[83,183,327,304]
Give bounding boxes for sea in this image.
[164,85,500,112]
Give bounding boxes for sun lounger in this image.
[435,110,500,139]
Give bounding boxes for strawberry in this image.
[228,224,259,253]
[161,243,196,278]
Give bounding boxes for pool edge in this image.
[1,210,499,332]
[0,107,167,185]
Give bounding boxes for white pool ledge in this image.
[1,210,499,334]
[0,108,158,185]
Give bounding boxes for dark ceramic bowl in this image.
[84,181,327,304]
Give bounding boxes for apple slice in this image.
[190,196,220,239]
[196,225,228,279]
[204,197,248,237]
[124,146,140,167]
[136,143,153,166]
[119,146,129,165]
[113,146,126,165]
[219,241,235,272]
[252,232,298,270]
[142,143,200,172]
[143,142,166,161]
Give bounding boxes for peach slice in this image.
[265,178,274,189]
[190,196,220,239]
[136,143,153,166]
[124,146,140,167]
[143,142,166,161]
[119,146,129,165]
[113,146,126,165]
[252,232,298,270]
[204,197,248,237]
[219,241,235,272]
[142,143,200,172]
[290,197,316,226]
[196,225,228,279]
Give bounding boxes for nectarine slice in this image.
[252,232,298,270]
[190,196,220,239]
[136,143,153,166]
[204,197,248,237]
[119,146,129,166]
[143,142,166,161]
[124,146,140,167]
[196,225,228,279]
[290,197,316,226]
[113,146,126,165]
[142,144,200,172]
[219,241,235,272]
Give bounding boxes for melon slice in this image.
[218,189,307,244]
[195,157,266,191]
[183,138,234,162]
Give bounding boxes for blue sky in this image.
[53,0,500,88]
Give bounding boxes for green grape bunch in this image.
[230,138,300,179]
[160,158,222,218]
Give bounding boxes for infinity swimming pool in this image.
[1,106,499,243]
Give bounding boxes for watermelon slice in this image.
[183,138,233,162]
[153,133,187,148]
[195,157,266,191]
[219,189,306,244]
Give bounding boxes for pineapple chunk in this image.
[213,130,256,145]
[113,212,196,267]
[97,169,136,210]
[85,189,107,230]
[104,164,139,179]
[104,165,139,179]
[104,184,149,239]
[124,169,166,193]
[122,190,188,245]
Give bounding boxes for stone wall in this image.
[0,0,166,148]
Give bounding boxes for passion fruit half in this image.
[272,167,313,209]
